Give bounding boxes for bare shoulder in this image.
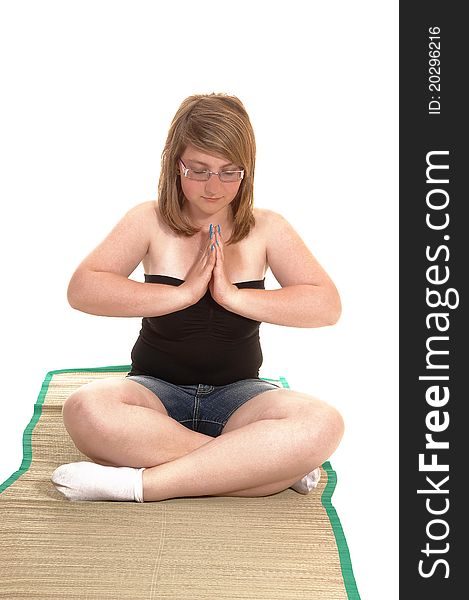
[253,207,279,225]
[254,208,331,287]
[253,207,297,240]
[125,199,158,225]
[122,200,172,238]
[73,200,163,277]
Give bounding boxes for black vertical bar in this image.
[400,2,465,596]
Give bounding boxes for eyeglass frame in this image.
[178,159,244,182]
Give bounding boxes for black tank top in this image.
[128,274,264,385]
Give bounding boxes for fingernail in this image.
[211,244,214,251]
[217,224,221,234]
[209,224,213,239]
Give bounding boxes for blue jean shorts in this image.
[125,374,280,437]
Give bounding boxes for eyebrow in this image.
[184,158,239,169]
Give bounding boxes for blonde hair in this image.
[158,93,256,244]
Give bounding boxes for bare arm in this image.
[67,202,192,317]
[214,211,341,328]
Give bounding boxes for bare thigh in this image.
[221,388,344,467]
[222,388,342,433]
[63,377,168,417]
[61,378,208,467]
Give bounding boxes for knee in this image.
[61,389,105,462]
[62,390,84,430]
[62,386,103,431]
[322,405,345,448]
[299,402,345,463]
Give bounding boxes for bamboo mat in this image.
[0,366,360,600]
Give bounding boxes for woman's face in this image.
[178,144,242,219]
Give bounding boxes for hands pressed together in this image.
[181,224,239,309]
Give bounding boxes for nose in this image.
[204,173,223,195]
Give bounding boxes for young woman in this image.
[52,93,344,503]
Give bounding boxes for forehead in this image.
[181,145,236,167]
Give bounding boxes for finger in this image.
[196,244,209,269]
[215,233,224,262]
[204,241,217,269]
[200,234,214,259]
[199,229,212,251]
[213,245,224,274]
[215,224,223,247]
[210,243,217,262]
[209,223,218,248]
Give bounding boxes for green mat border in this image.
[0,365,360,600]
[278,376,360,600]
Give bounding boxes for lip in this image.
[202,196,223,202]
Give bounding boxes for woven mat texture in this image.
[0,369,353,600]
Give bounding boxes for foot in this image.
[51,461,145,502]
[290,467,321,494]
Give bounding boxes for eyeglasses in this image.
[179,159,244,183]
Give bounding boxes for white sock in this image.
[51,461,145,502]
[290,467,321,494]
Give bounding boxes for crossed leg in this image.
[59,378,344,501]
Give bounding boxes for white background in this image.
[0,2,398,598]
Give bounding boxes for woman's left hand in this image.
[209,225,239,308]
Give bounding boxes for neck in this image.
[183,204,233,233]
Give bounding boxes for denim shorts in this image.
[125,374,280,437]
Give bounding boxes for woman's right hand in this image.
[180,232,217,305]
